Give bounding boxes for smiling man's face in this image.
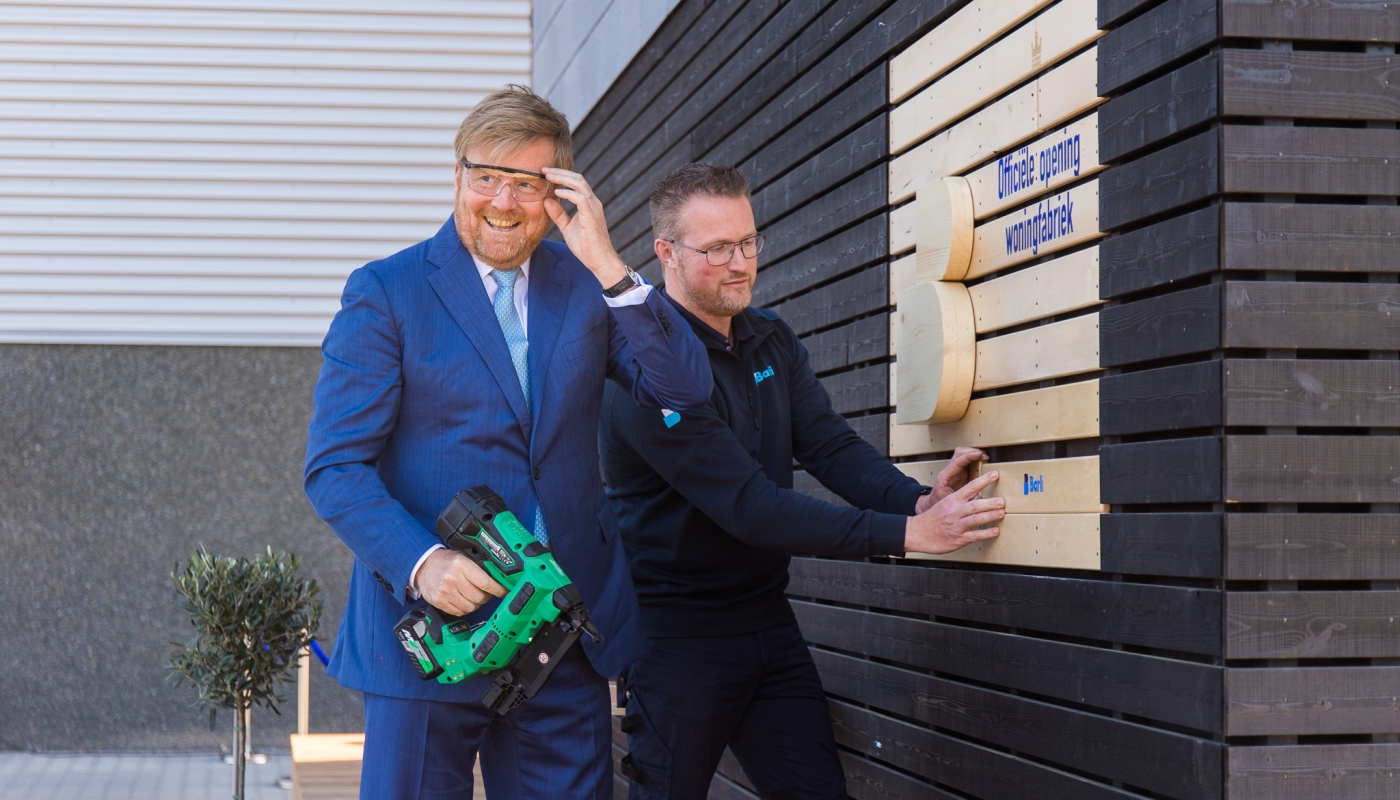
[453,137,556,270]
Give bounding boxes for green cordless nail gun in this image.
[393,485,603,714]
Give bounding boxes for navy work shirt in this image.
[599,291,924,639]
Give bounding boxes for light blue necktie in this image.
[491,268,549,545]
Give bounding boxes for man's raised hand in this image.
[915,446,989,514]
[542,167,629,288]
[415,549,507,616]
[904,470,1004,555]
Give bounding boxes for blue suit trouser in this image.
[620,617,847,800]
[359,645,613,799]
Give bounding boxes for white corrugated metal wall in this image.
[0,0,531,346]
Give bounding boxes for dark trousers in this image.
[621,617,846,800]
[359,644,613,800]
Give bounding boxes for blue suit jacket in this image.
[305,217,712,700]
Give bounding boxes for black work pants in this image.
[620,616,847,800]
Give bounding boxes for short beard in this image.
[675,267,752,319]
[456,212,545,270]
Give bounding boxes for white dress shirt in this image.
[407,250,651,598]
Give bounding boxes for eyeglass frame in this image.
[459,159,552,202]
[665,233,766,267]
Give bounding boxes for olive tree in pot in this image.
[168,547,322,800]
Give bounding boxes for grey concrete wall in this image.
[0,344,362,751]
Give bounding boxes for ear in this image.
[654,238,677,269]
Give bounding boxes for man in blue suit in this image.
[304,86,712,799]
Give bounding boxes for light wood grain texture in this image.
[889,0,1054,104]
[973,312,1100,391]
[890,201,916,255]
[888,253,915,305]
[896,281,976,424]
[969,246,1101,333]
[966,179,1102,280]
[889,378,1099,456]
[898,455,1106,513]
[291,734,363,800]
[966,114,1103,220]
[1226,666,1400,737]
[905,512,1100,570]
[891,0,1103,153]
[890,47,1103,204]
[915,176,975,281]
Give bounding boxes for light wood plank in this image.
[904,512,1101,570]
[969,246,1101,333]
[915,176,975,281]
[890,201,916,255]
[966,179,1102,280]
[972,312,1100,391]
[889,253,915,304]
[889,0,1055,103]
[889,378,1100,456]
[965,114,1103,220]
[896,281,976,424]
[891,0,1102,153]
[898,455,1107,514]
[291,733,363,800]
[890,47,1103,204]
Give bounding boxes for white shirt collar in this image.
[469,251,531,283]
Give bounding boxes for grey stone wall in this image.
[0,344,363,751]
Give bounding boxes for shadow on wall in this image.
[0,344,362,751]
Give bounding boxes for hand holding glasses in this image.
[667,234,766,267]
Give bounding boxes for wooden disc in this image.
[915,176,975,282]
[896,280,976,424]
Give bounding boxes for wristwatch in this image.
[917,485,934,497]
[602,264,640,298]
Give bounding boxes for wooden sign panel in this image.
[889,0,1054,103]
[904,513,1101,570]
[897,455,1106,514]
[889,379,1100,457]
[964,114,1103,220]
[895,281,975,424]
[966,179,1102,279]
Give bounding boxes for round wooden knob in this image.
[896,280,975,424]
[915,176,975,282]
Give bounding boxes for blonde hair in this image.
[454,84,573,170]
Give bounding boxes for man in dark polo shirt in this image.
[598,163,1006,800]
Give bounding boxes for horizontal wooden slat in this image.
[1224,282,1400,350]
[1223,203,1400,274]
[1099,51,1217,163]
[1228,591,1400,660]
[829,700,1141,800]
[795,599,1217,730]
[787,556,1223,654]
[966,113,1103,220]
[774,258,888,336]
[966,179,1103,280]
[1101,512,1224,578]
[890,378,1100,456]
[889,47,1103,204]
[1099,204,1219,299]
[1100,436,1222,505]
[840,749,959,800]
[821,364,888,415]
[1226,513,1400,581]
[889,201,916,255]
[904,512,1101,570]
[1226,743,1400,800]
[812,648,1224,800]
[1097,0,1217,96]
[1225,436,1400,504]
[754,215,887,308]
[889,0,1054,103]
[1101,360,1223,436]
[1223,126,1400,197]
[1099,127,1218,231]
[891,0,1102,153]
[1224,49,1400,121]
[898,454,1107,514]
[972,312,1101,391]
[1221,0,1400,42]
[1100,282,1221,368]
[1226,666,1400,736]
[1223,359,1400,428]
[969,246,1101,333]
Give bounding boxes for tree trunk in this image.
[233,697,247,800]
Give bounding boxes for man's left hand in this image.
[543,168,629,288]
[915,446,989,513]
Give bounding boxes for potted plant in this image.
[168,547,322,800]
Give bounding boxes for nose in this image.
[490,185,520,211]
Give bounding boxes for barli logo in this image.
[1023,474,1044,495]
[754,365,776,384]
[661,408,681,428]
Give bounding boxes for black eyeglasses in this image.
[667,234,765,267]
[460,160,550,203]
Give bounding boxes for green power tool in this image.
[393,485,602,714]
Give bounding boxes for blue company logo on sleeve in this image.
[661,409,681,428]
[754,365,775,384]
[1023,474,1044,495]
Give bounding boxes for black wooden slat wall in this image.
[1095,1,1400,799]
